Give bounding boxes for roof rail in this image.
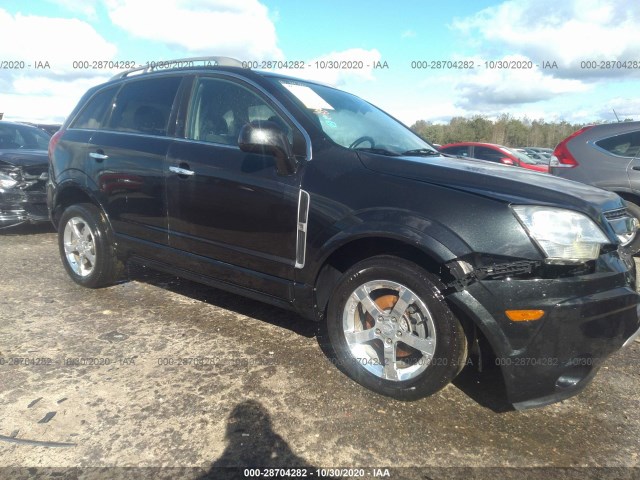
[111,56,243,80]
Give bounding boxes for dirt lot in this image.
[0,225,639,480]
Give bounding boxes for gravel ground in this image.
[0,224,638,480]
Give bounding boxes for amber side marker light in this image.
[505,310,545,322]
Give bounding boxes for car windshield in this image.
[0,123,51,150]
[272,78,437,156]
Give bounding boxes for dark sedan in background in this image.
[0,121,51,227]
[19,122,61,136]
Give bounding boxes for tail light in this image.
[48,129,64,160]
[550,126,593,168]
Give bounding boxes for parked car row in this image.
[43,56,640,410]
[523,147,553,161]
[433,124,640,256]
[438,142,550,172]
[550,121,640,255]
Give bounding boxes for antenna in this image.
[612,108,621,122]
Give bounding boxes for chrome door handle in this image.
[169,166,195,176]
[89,152,109,160]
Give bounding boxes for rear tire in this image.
[58,203,122,288]
[326,255,467,400]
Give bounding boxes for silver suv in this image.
[550,121,640,254]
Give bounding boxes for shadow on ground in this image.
[197,400,336,480]
[127,262,513,412]
[126,263,318,339]
[453,363,513,413]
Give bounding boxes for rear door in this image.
[577,129,640,192]
[87,75,184,246]
[166,75,302,298]
[57,85,120,205]
[596,130,640,193]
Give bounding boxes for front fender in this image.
[302,208,474,284]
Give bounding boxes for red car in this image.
[439,142,549,173]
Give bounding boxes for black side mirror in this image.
[238,121,297,175]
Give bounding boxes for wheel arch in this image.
[312,235,456,322]
[614,191,640,207]
[51,182,105,228]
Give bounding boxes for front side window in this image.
[187,77,291,146]
[273,78,437,157]
[596,130,640,158]
[108,76,182,136]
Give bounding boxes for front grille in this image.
[604,207,629,220]
[22,164,48,177]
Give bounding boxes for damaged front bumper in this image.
[0,189,49,227]
[446,250,640,410]
[0,163,49,227]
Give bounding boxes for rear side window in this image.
[108,76,182,136]
[71,87,118,129]
[595,130,640,158]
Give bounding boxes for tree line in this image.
[409,114,595,148]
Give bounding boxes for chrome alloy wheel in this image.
[62,216,97,277]
[342,280,437,382]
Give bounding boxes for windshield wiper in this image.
[353,147,401,156]
[401,148,440,157]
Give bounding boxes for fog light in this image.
[505,310,545,322]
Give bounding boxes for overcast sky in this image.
[1,0,639,125]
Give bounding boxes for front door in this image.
[166,76,302,299]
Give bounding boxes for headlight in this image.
[512,205,610,263]
[0,172,18,190]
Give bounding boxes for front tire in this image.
[57,203,122,288]
[326,256,467,400]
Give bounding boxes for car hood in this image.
[0,149,49,168]
[358,152,624,218]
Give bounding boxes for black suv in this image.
[48,57,640,409]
